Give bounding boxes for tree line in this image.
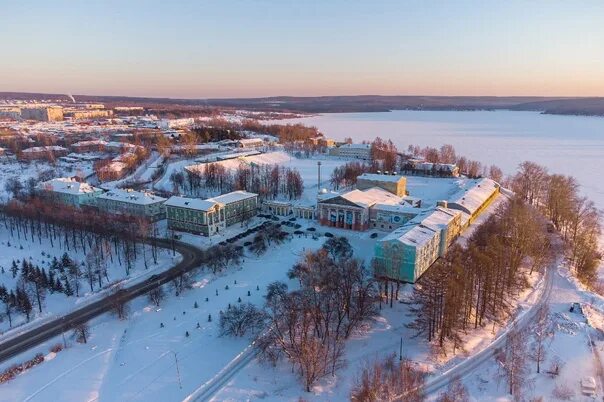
[511,161,601,286]
[409,198,551,353]
[172,162,304,200]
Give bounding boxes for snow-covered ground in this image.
[450,257,603,401]
[0,227,375,401]
[0,157,94,202]
[0,227,179,336]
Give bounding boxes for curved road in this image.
[420,261,555,397]
[0,238,204,365]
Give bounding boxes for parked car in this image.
[570,302,584,315]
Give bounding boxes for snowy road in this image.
[0,238,203,365]
[407,246,558,399]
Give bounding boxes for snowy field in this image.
[153,151,346,200]
[0,227,179,336]
[0,157,94,202]
[0,227,381,401]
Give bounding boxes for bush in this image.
[50,343,63,353]
[552,383,574,400]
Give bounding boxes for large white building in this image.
[447,177,500,226]
[38,177,104,207]
[165,190,258,236]
[317,187,416,231]
[94,189,167,221]
[374,207,462,283]
[157,118,194,129]
[328,143,371,160]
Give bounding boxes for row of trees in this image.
[330,161,371,190]
[1,198,161,272]
[410,198,551,352]
[511,161,601,285]
[173,163,304,200]
[405,143,503,181]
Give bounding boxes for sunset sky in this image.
[2,0,603,98]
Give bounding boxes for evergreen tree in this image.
[11,260,19,278]
[64,279,73,297]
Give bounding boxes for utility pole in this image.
[172,351,182,389]
[317,161,322,192]
[399,336,403,361]
[62,318,67,349]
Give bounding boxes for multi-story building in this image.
[20,146,69,160]
[20,106,64,122]
[208,191,258,226]
[38,177,104,207]
[0,107,21,120]
[356,173,407,196]
[328,143,371,160]
[70,140,108,153]
[374,207,462,283]
[165,191,258,236]
[317,187,405,231]
[448,178,499,226]
[157,118,194,129]
[65,109,113,120]
[94,189,166,221]
[165,196,225,236]
[236,138,265,149]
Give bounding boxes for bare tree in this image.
[147,286,165,307]
[109,286,130,320]
[350,354,426,402]
[72,322,90,344]
[436,376,469,402]
[495,326,532,399]
[529,304,553,373]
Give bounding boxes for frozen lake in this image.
[280,110,604,211]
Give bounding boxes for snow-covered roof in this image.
[381,207,461,247]
[209,190,257,205]
[320,187,402,209]
[408,207,460,232]
[39,177,102,195]
[22,145,68,153]
[164,196,218,211]
[71,140,107,147]
[381,222,438,247]
[99,161,128,172]
[358,173,405,183]
[371,203,418,214]
[238,138,264,145]
[340,143,370,149]
[448,178,499,215]
[96,189,166,205]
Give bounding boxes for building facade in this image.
[374,207,462,283]
[20,146,69,160]
[20,106,64,122]
[328,143,371,160]
[165,191,258,236]
[165,196,225,236]
[356,173,407,196]
[317,187,404,231]
[94,189,166,221]
[38,177,104,207]
[208,191,258,226]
